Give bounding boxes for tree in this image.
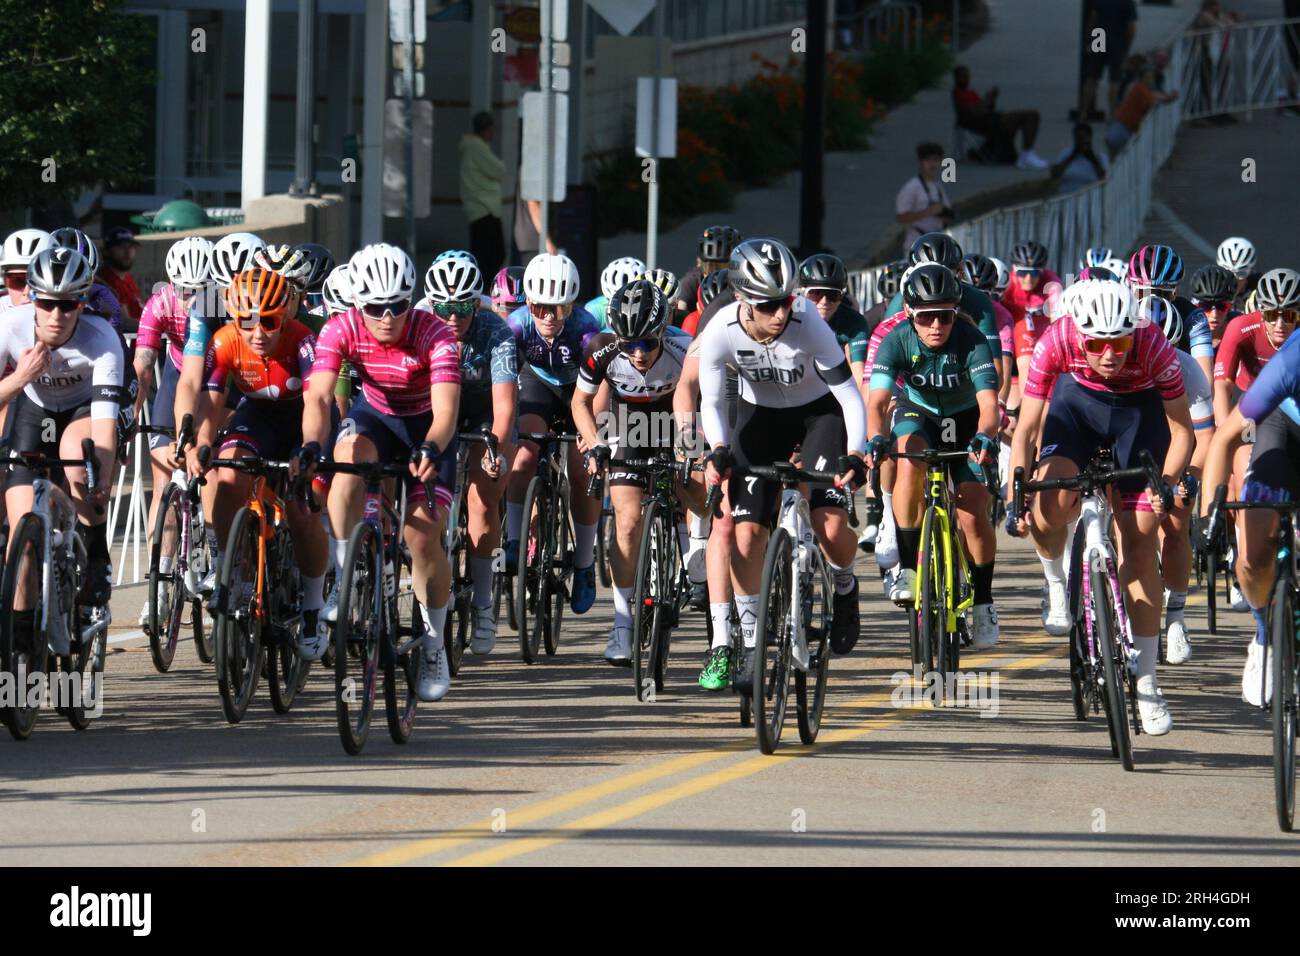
[0,0,152,214]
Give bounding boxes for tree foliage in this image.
[0,0,153,211]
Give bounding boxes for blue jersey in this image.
[458,310,519,397]
[506,304,602,387]
[1239,331,1300,427]
[181,301,223,358]
[1181,307,1215,360]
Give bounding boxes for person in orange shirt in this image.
[98,226,144,328]
[1105,64,1179,154]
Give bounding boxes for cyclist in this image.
[681,268,729,337]
[302,243,461,701]
[574,279,694,664]
[0,248,125,634]
[1187,264,1240,353]
[641,268,681,323]
[1128,244,1212,382]
[1201,268,1300,704]
[319,263,360,418]
[503,252,604,614]
[799,253,869,393]
[677,224,742,318]
[1214,268,1298,427]
[1002,240,1063,388]
[47,228,124,332]
[194,268,332,660]
[419,252,518,654]
[960,253,1015,402]
[584,256,644,326]
[863,260,908,335]
[489,266,526,321]
[865,263,1002,646]
[697,237,867,682]
[0,229,49,313]
[1009,279,1192,735]
[1217,236,1261,312]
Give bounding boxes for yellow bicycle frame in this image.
[914,463,974,632]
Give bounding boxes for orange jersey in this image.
[204,319,316,401]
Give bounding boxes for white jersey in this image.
[0,306,125,420]
[577,326,690,404]
[695,297,866,451]
[1176,348,1214,431]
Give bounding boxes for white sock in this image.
[158,554,174,575]
[1039,551,1066,587]
[828,559,856,596]
[1133,634,1159,681]
[1166,590,1187,626]
[470,556,494,610]
[879,491,896,540]
[574,521,597,568]
[419,601,449,646]
[612,585,633,628]
[686,533,708,583]
[302,573,325,612]
[332,535,348,576]
[710,602,733,649]
[506,500,524,543]
[689,511,709,539]
[735,593,760,649]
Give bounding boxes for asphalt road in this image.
[1,530,1291,867]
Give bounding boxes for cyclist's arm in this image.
[1162,393,1195,490]
[696,328,730,449]
[425,380,459,454]
[1009,393,1047,499]
[174,314,213,445]
[571,378,601,451]
[865,387,892,445]
[674,346,702,455]
[1201,405,1248,517]
[86,338,126,499]
[302,370,337,449]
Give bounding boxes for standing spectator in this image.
[511,168,556,264]
[460,111,506,278]
[1050,123,1109,194]
[952,66,1048,169]
[98,226,143,330]
[1079,0,1138,120]
[894,143,954,254]
[1105,64,1179,153]
[1193,0,1246,122]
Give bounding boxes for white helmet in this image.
[321,265,355,314]
[0,229,51,271]
[1138,295,1181,343]
[1080,246,1113,271]
[1216,236,1256,278]
[348,243,416,306]
[165,237,213,290]
[523,253,581,305]
[1100,256,1128,279]
[1070,278,1137,338]
[27,247,95,298]
[600,256,646,300]
[210,232,266,288]
[424,252,483,303]
[987,256,1010,297]
[1254,268,1300,311]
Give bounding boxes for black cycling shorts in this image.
[728,392,849,526]
[4,399,92,490]
[890,395,984,486]
[517,364,575,428]
[1243,409,1300,504]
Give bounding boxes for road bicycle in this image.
[1191,486,1233,635]
[140,415,214,671]
[596,476,614,588]
[513,427,579,664]
[1014,448,1169,771]
[444,425,501,676]
[205,451,312,723]
[1205,487,1300,831]
[315,459,427,756]
[0,441,110,739]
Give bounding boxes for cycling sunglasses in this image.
[1262,308,1298,325]
[432,300,476,318]
[911,307,956,327]
[34,296,82,312]
[752,295,794,314]
[1082,334,1133,355]
[1194,299,1232,312]
[804,288,842,302]
[619,337,660,355]
[528,302,569,318]
[362,298,411,319]
[236,310,284,332]
[1013,267,1042,278]
[4,271,27,288]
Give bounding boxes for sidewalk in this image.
[597,0,1192,273]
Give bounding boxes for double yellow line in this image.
[348,636,1066,867]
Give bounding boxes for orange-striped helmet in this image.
[225,268,291,331]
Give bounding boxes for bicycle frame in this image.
[915,462,974,630]
[31,478,107,655]
[1077,491,1134,668]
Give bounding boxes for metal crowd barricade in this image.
[108,334,160,586]
[1180,17,1300,121]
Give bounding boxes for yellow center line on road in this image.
[349,636,1066,868]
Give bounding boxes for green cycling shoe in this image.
[698,645,732,691]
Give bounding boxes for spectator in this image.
[1193,0,1246,122]
[894,143,954,254]
[98,226,143,330]
[1105,63,1179,153]
[952,66,1049,170]
[1079,0,1138,120]
[512,168,556,264]
[460,111,507,279]
[1050,123,1109,194]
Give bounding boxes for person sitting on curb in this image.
[952,65,1049,170]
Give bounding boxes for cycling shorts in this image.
[338,392,455,513]
[4,400,91,490]
[1243,409,1300,504]
[518,363,576,428]
[891,394,985,486]
[148,360,181,450]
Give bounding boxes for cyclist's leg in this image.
[505,366,554,551]
[889,400,935,597]
[607,470,645,655]
[146,360,181,541]
[466,450,505,605]
[58,409,117,607]
[728,401,787,654]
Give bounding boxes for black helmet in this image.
[876,259,909,299]
[294,243,336,293]
[958,254,998,293]
[1191,264,1237,303]
[909,232,963,270]
[1010,239,1049,269]
[699,225,742,263]
[903,263,961,308]
[728,237,798,303]
[609,278,670,340]
[798,253,847,292]
[698,269,730,309]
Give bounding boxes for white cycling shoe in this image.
[1136,675,1173,735]
[298,615,331,662]
[138,603,151,628]
[417,635,451,702]
[321,586,340,624]
[1042,582,1071,636]
[874,524,899,569]
[604,626,633,667]
[888,568,916,604]
[1229,582,1249,612]
[1243,641,1272,707]
[470,606,497,655]
[1165,620,1192,664]
[970,603,999,648]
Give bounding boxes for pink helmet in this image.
[491,266,526,309]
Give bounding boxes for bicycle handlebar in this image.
[1012,449,1168,529]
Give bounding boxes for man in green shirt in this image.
[460,112,506,277]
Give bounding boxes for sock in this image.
[735,593,760,649]
[1132,634,1159,681]
[689,511,709,540]
[86,521,109,563]
[470,556,494,610]
[506,500,524,544]
[159,555,174,575]
[1166,590,1187,626]
[897,526,921,571]
[574,521,597,568]
[879,491,896,538]
[1039,551,1066,587]
[710,602,733,649]
[1250,604,1268,645]
[332,535,348,575]
[419,601,449,646]
[971,561,994,605]
[686,532,708,583]
[828,559,856,596]
[612,585,633,628]
[302,573,325,612]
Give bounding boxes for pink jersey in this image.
[1024,316,1184,402]
[866,310,906,368]
[993,301,1014,357]
[1000,270,1064,327]
[312,308,460,416]
[136,284,191,370]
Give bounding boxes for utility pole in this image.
[798,0,827,256]
[404,0,417,255]
[289,0,318,197]
[539,0,553,249]
[646,0,665,270]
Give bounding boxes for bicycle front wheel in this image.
[632,498,669,699]
[1093,563,1133,771]
[753,528,794,755]
[918,505,943,687]
[335,521,382,755]
[1067,526,1088,721]
[1,515,51,740]
[445,489,471,676]
[147,483,185,673]
[1271,575,1297,832]
[265,528,307,716]
[1205,540,1219,634]
[517,475,547,663]
[386,545,419,744]
[546,475,571,657]
[796,557,833,744]
[213,507,264,725]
